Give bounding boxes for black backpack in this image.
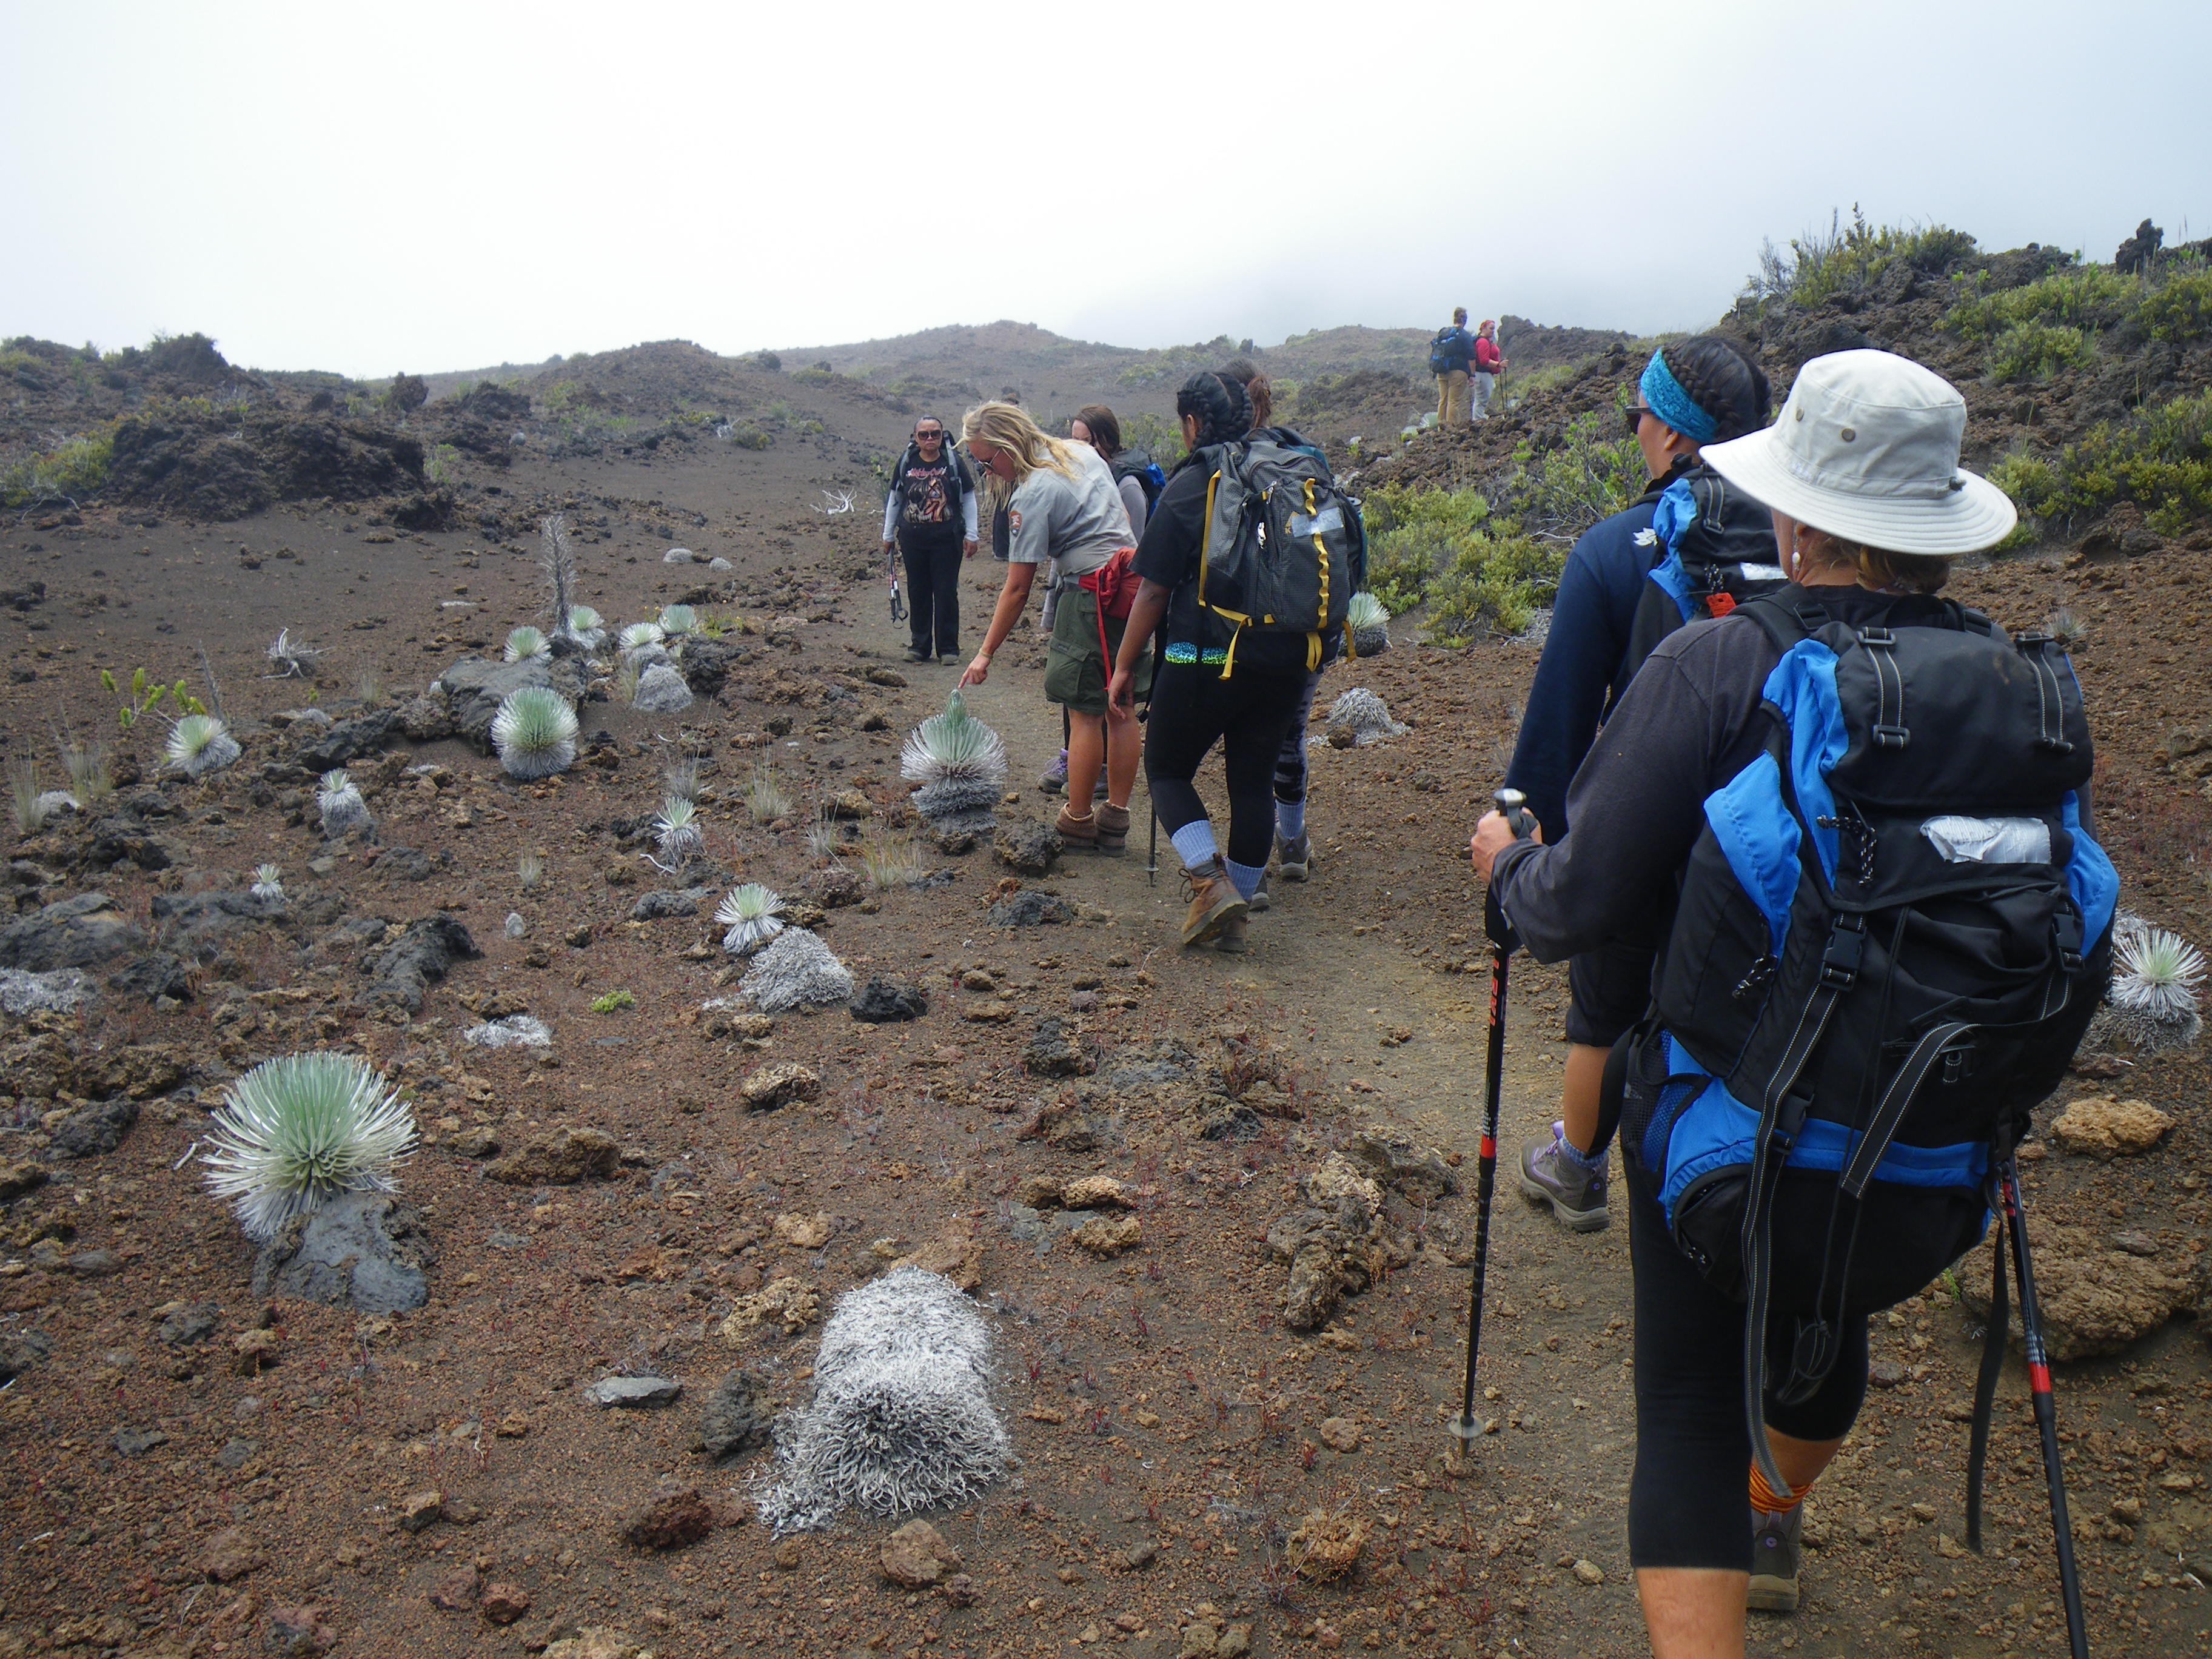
[1110,449,1167,514]
[1616,589,2117,1493]
[1193,439,1366,676]
[890,443,973,518]
[1429,326,1472,376]
[1619,462,1788,686]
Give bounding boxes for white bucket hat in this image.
[1700,349,2017,556]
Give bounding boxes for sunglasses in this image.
[916,429,944,440]
[1623,404,1655,438]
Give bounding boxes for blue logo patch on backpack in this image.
[1616,594,2116,1469]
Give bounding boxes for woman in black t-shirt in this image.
[1108,370,1327,953]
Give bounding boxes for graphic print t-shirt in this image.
[899,458,959,527]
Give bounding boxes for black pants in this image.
[1144,663,1307,868]
[1625,1156,1868,1570]
[899,525,964,656]
[1271,668,1324,805]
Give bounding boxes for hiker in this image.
[880,415,980,664]
[1506,336,1775,1235]
[1109,370,1353,952]
[1469,319,1506,418]
[1429,307,1478,428]
[1040,406,1161,798]
[957,401,1146,853]
[1218,359,1326,911]
[1470,349,2112,1652]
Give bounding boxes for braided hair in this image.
[1175,371,1253,451]
[1657,336,1772,443]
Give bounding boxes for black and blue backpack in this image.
[1615,589,2118,1489]
[1110,448,1168,515]
[1618,461,1788,685]
[1429,326,1474,376]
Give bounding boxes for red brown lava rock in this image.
[622,1482,717,1549]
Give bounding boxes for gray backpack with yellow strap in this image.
[1193,439,1363,676]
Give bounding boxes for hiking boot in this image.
[1517,1124,1610,1232]
[1094,803,1131,855]
[1180,857,1247,948]
[1214,907,1250,953]
[1276,832,1314,882]
[939,653,960,666]
[1749,1504,1802,1614]
[905,646,933,664]
[1039,751,1070,795]
[1055,804,1099,851]
[1248,865,1270,913]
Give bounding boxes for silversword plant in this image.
[659,603,698,637]
[517,852,546,889]
[900,688,1007,820]
[491,688,578,780]
[654,795,703,864]
[200,1052,418,1242]
[2110,921,2206,1053]
[251,863,284,900]
[265,628,320,679]
[619,622,666,653]
[566,605,605,648]
[318,768,372,837]
[505,625,551,663]
[716,883,786,955]
[166,714,241,778]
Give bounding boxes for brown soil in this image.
[1,327,2209,1659]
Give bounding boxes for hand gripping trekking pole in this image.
[888,546,907,625]
[1451,788,1533,1456]
[1996,1153,2091,1659]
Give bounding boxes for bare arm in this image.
[960,562,1039,687]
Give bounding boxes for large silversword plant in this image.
[201,1052,418,1243]
[491,686,578,780]
[900,688,1007,820]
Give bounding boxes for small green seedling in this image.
[102,666,206,730]
[590,988,637,1014]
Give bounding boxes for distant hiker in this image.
[1039,405,1162,797]
[1109,370,1358,952]
[1504,335,1776,1236]
[1218,359,1329,910]
[1469,319,1506,419]
[1429,307,1478,428]
[881,416,980,664]
[1472,349,2110,1651]
[958,401,1145,854]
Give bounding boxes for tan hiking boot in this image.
[1213,907,1250,953]
[1094,802,1131,855]
[1180,857,1247,947]
[1055,804,1099,851]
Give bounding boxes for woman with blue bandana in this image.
[1503,336,1774,1235]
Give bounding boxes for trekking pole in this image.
[888,546,906,625]
[1450,787,1533,1460]
[1997,1153,2091,1659]
[1147,806,1158,886]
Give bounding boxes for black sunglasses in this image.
[1623,404,1655,438]
[915,429,944,440]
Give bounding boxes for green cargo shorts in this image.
[1043,585,1152,715]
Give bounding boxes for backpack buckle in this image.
[1855,626,1897,648]
[1940,1041,1977,1086]
[1872,723,1911,750]
[1819,917,1865,990]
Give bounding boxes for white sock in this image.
[1169,822,1219,870]
[1224,858,1265,900]
[1276,800,1306,840]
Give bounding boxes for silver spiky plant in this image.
[265,628,320,679]
[491,687,578,780]
[899,688,1007,820]
[165,714,240,778]
[2109,919,2206,1053]
[318,768,372,837]
[541,514,579,642]
[1347,591,1392,656]
[199,1052,418,1243]
[754,1267,1008,1533]
[1326,686,1408,745]
[566,604,605,648]
[619,622,666,653]
[716,883,786,955]
[654,795,703,864]
[505,625,551,663]
[659,603,697,637]
[250,863,284,901]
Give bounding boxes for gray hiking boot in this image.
[1516,1123,1610,1232]
[1248,865,1270,913]
[1039,750,1069,795]
[1276,832,1313,882]
[1749,1504,1802,1614]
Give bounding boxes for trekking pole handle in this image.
[1495,788,1533,840]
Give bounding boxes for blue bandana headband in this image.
[1640,350,1719,445]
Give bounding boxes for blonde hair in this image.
[961,401,1077,486]
[1804,531,1951,595]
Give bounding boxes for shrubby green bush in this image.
[1,428,114,506]
[1426,531,1562,642]
[1361,485,1490,612]
[1985,323,2096,383]
[1945,267,2139,339]
[2140,270,2212,344]
[1498,410,1646,538]
[1988,387,2212,535]
[1743,207,1977,313]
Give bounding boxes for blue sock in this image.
[1169,821,1219,870]
[1276,799,1305,841]
[1224,858,1265,900]
[1553,1121,1608,1170]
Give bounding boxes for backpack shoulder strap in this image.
[1735,586,1829,654]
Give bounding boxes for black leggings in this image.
[899,526,964,656]
[1271,668,1324,805]
[1626,1157,1868,1570]
[1144,663,1307,868]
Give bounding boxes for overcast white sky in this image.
[4,1,2206,378]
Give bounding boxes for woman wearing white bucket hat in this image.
[1468,351,2082,1654]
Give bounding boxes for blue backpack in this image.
[1615,591,2116,1489]
[1429,326,1473,375]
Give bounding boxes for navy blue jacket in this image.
[1504,474,1680,842]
